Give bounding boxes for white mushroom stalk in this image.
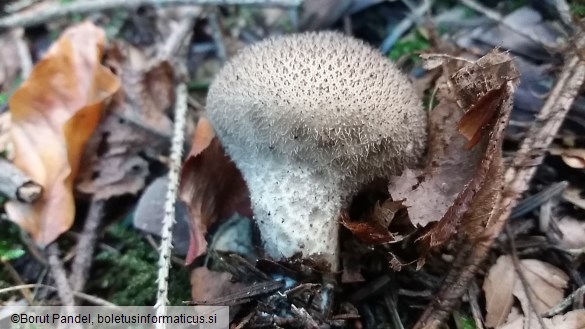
[206,32,427,271]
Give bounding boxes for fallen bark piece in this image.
[0,158,42,203]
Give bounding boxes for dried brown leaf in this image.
[484,255,516,328]
[179,117,252,264]
[513,259,569,315]
[388,49,518,251]
[497,310,585,329]
[6,22,119,245]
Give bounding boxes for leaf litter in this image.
[483,255,570,328]
[1,3,585,329]
[76,41,175,200]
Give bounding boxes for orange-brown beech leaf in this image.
[5,22,120,245]
[76,42,175,199]
[388,49,518,252]
[179,117,252,264]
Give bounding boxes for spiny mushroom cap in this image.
[206,31,426,183]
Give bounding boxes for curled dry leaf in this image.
[483,255,569,328]
[6,22,120,245]
[77,42,174,199]
[513,259,568,315]
[388,49,518,252]
[179,117,252,264]
[484,255,516,328]
[497,309,585,329]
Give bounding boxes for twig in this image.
[0,0,303,29]
[207,9,227,64]
[506,225,549,329]
[0,158,43,203]
[413,35,585,329]
[380,0,433,54]
[144,234,186,266]
[1,260,34,303]
[14,28,32,78]
[459,0,556,49]
[154,9,194,323]
[154,83,189,320]
[0,283,118,307]
[69,199,105,292]
[384,294,406,329]
[46,244,76,308]
[467,282,485,329]
[158,7,199,60]
[542,284,585,317]
[510,181,568,219]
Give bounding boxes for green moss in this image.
[571,4,585,17]
[0,220,25,262]
[90,224,191,306]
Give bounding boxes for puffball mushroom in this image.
[206,32,427,271]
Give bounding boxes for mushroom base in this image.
[237,155,342,271]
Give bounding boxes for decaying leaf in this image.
[497,309,585,329]
[550,147,585,169]
[513,259,569,315]
[179,117,252,264]
[6,22,120,245]
[388,49,518,252]
[484,255,516,328]
[77,42,174,199]
[483,255,569,328]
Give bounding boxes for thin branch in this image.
[0,158,43,203]
[380,0,433,54]
[158,7,199,59]
[46,243,76,308]
[467,282,486,329]
[506,225,549,329]
[0,0,302,30]
[1,260,33,303]
[155,82,188,322]
[0,283,118,307]
[207,9,227,64]
[69,199,105,292]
